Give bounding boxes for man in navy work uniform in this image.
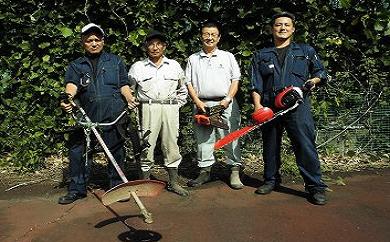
[59,23,138,204]
[250,12,328,205]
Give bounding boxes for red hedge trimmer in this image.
[214,86,306,150]
[194,104,229,130]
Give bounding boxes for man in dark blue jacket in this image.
[250,12,328,205]
[59,23,138,204]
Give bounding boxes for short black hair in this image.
[200,19,222,35]
[271,11,296,26]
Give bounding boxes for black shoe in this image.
[309,190,327,205]
[187,167,211,187]
[187,172,211,187]
[255,183,276,195]
[58,193,86,205]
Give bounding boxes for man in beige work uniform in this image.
[128,30,189,196]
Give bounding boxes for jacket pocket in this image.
[137,76,153,92]
[102,64,119,86]
[291,55,308,81]
[259,57,274,77]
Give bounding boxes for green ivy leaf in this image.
[23,61,30,68]
[59,27,73,37]
[374,22,384,31]
[137,29,146,36]
[38,42,51,49]
[241,50,252,57]
[20,41,30,51]
[42,55,50,62]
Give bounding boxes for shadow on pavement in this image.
[91,190,162,242]
[274,185,308,198]
[117,230,162,242]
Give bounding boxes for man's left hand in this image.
[220,96,232,109]
[127,96,139,109]
[304,79,316,91]
[304,77,321,91]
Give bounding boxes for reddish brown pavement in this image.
[1,169,389,242]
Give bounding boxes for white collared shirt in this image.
[128,56,187,106]
[185,49,241,98]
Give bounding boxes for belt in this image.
[140,99,178,104]
[199,97,225,102]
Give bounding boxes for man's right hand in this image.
[251,91,263,111]
[59,92,74,113]
[253,103,264,111]
[195,100,207,113]
[60,101,73,113]
[61,84,78,113]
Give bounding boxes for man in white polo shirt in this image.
[128,30,189,196]
[185,19,243,189]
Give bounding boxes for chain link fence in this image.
[316,105,390,155]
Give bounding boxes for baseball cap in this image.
[145,30,166,43]
[81,23,105,36]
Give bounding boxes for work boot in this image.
[187,166,211,187]
[58,192,87,205]
[309,190,327,205]
[139,169,151,180]
[167,168,189,197]
[255,183,276,195]
[230,166,244,189]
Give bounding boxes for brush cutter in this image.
[61,93,165,224]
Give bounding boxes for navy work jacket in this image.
[65,52,128,123]
[250,42,328,106]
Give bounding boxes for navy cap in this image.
[145,30,166,43]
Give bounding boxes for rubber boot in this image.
[167,168,189,197]
[230,166,244,189]
[187,166,211,187]
[139,169,151,180]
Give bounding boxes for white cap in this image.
[81,23,105,36]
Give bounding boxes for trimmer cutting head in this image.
[102,180,166,206]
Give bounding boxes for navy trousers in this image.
[261,100,327,192]
[67,127,125,195]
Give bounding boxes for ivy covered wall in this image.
[0,0,389,169]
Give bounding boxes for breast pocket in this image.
[137,76,153,92]
[292,55,308,82]
[102,64,119,86]
[259,58,274,77]
[163,74,180,93]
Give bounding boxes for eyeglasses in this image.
[201,33,220,38]
[147,42,165,48]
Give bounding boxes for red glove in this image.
[251,107,274,124]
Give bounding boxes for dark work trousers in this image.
[67,127,125,195]
[261,100,327,192]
